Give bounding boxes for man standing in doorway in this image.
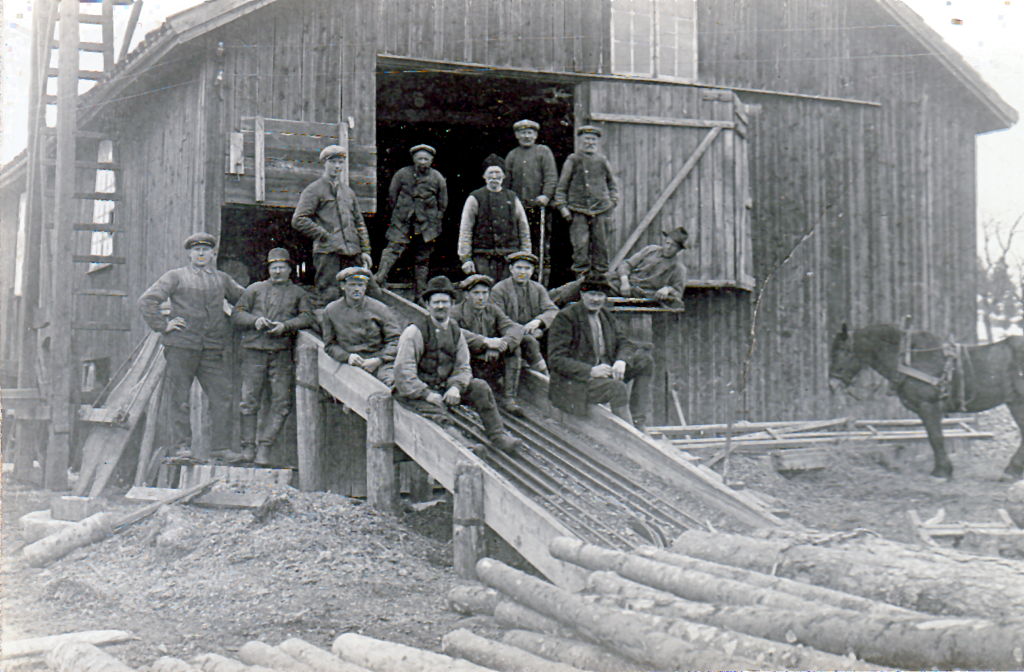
[138,232,245,460]
[377,144,448,298]
[505,119,558,285]
[458,154,531,283]
[292,145,374,306]
[231,248,315,466]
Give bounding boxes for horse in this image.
[829,323,1024,481]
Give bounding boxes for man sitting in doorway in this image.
[505,119,558,286]
[393,276,522,454]
[489,251,557,375]
[548,276,654,433]
[550,226,689,309]
[321,266,404,387]
[452,274,526,417]
[138,232,245,460]
[458,154,531,283]
[231,247,315,466]
[292,145,375,306]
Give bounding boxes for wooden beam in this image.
[254,115,265,203]
[101,0,115,72]
[591,112,734,130]
[117,0,143,63]
[295,340,323,492]
[453,462,485,580]
[610,126,721,271]
[366,391,397,514]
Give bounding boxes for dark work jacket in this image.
[547,301,637,416]
[138,266,245,350]
[388,166,448,242]
[470,187,520,252]
[416,315,461,391]
[231,280,315,351]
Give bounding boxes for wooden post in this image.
[406,463,432,503]
[295,341,322,492]
[366,391,396,514]
[453,462,485,580]
[254,115,265,203]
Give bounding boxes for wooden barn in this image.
[0,0,1015,490]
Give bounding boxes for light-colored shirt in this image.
[457,191,531,261]
[393,319,473,399]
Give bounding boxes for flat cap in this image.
[580,275,612,294]
[459,274,494,291]
[421,275,456,301]
[184,232,217,250]
[663,226,689,247]
[576,125,602,137]
[513,119,540,131]
[266,247,292,264]
[410,144,436,157]
[482,154,506,173]
[336,266,373,283]
[319,145,346,161]
[506,251,539,265]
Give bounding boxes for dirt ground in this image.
[2,406,1022,669]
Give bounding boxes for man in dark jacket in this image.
[231,248,315,465]
[505,119,558,285]
[393,276,521,454]
[452,274,525,417]
[458,154,531,282]
[292,145,374,305]
[138,232,246,459]
[377,144,448,297]
[547,276,653,432]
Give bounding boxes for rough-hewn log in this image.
[295,341,324,492]
[587,572,884,671]
[237,641,312,671]
[475,557,758,670]
[1,630,134,659]
[45,641,135,672]
[453,463,485,579]
[23,512,117,567]
[332,633,496,672]
[277,638,372,672]
[501,631,641,672]
[365,392,396,514]
[588,569,1024,670]
[441,629,585,672]
[493,600,573,638]
[192,653,274,672]
[147,657,201,672]
[447,584,502,615]
[671,530,1024,619]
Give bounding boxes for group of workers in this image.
[138,119,692,463]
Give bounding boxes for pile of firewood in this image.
[446,532,1024,671]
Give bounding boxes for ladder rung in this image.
[42,159,121,170]
[52,41,108,53]
[74,289,128,296]
[40,128,111,140]
[77,15,107,25]
[72,321,132,331]
[47,67,105,81]
[73,223,123,232]
[73,255,126,264]
[42,95,57,104]
[45,190,121,201]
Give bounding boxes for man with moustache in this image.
[547,276,653,433]
[489,251,557,375]
[505,119,558,285]
[393,276,521,454]
[321,266,403,387]
[231,248,315,465]
[458,154,531,283]
[292,145,374,305]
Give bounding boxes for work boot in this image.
[633,419,648,435]
[211,448,246,464]
[254,442,273,467]
[489,432,520,456]
[239,414,258,458]
[239,442,256,462]
[173,444,193,459]
[530,359,548,374]
[374,249,399,287]
[414,266,430,302]
[499,395,526,418]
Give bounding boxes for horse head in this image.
[829,323,864,386]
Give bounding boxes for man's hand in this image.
[426,391,444,407]
[443,386,462,406]
[612,360,627,381]
[590,363,613,379]
[483,349,500,362]
[483,337,508,352]
[360,357,382,373]
[347,353,366,367]
[254,317,272,331]
[559,207,571,220]
[266,322,287,337]
[461,260,476,275]
[523,319,543,333]
[165,317,187,333]
[655,286,674,301]
[619,276,632,296]
[360,253,374,270]
[536,195,550,206]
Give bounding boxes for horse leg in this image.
[918,403,953,479]
[1002,402,1024,480]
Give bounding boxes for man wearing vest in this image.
[138,232,246,460]
[393,276,522,454]
[505,119,558,286]
[231,247,315,465]
[452,274,526,417]
[547,275,654,433]
[458,154,531,283]
[489,251,557,375]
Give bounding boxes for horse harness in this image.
[894,330,969,411]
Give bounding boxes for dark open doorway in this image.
[219,205,315,288]
[374,68,577,287]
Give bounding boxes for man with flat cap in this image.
[547,275,654,433]
[322,266,404,387]
[554,125,618,280]
[292,145,374,305]
[393,276,522,454]
[231,247,315,465]
[139,232,246,460]
[452,274,526,417]
[377,144,448,298]
[550,225,689,309]
[505,119,559,286]
[489,251,557,375]
[458,154,531,283]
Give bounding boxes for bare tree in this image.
[978,214,1024,341]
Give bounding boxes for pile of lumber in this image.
[447,533,1024,670]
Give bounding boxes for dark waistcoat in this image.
[471,187,519,251]
[416,316,462,390]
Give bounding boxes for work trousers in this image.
[471,254,511,283]
[379,236,434,296]
[525,205,552,286]
[163,346,232,453]
[239,348,294,446]
[585,351,654,425]
[569,211,612,279]
[520,333,545,368]
[395,378,505,438]
[471,348,522,399]
[313,252,382,305]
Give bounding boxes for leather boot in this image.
[239,414,258,461]
[414,266,430,301]
[499,368,526,417]
[489,432,520,455]
[255,442,273,467]
[374,249,399,287]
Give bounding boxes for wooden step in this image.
[73,222,122,233]
[52,41,108,52]
[47,67,105,81]
[76,14,108,25]
[72,254,126,264]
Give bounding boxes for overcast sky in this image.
[2,0,1022,256]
